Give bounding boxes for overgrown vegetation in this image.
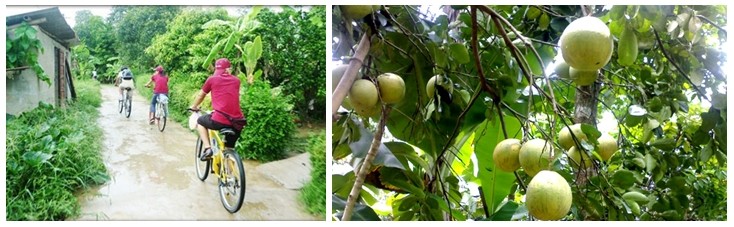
[6,22,49,84]
[300,132,327,218]
[238,80,295,162]
[6,79,108,220]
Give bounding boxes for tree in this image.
[331,5,726,221]
[111,6,180,69]
[256,6,327,122]
[74,11,117,81]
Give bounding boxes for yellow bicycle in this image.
[189,109,246,213]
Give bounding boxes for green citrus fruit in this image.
[560,16,614,71]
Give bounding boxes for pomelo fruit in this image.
[519,138,557,177]
[349,79,378,112]
[598,134,618,161]
[560,16,614,71]
[493,138,523,172]
[526,170,573,221]
[569,67,598,86]
[558,124,587,150]
[567,146,593,169]
[376,73,405,104]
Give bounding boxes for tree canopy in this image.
[331,5,727,221]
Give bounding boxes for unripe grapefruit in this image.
[332,64,349,91]
[493,138,523,172]
[567,146,593,169]
[554,60,570,79]
[426,75,453,98]
[598,134,618,161]
[349,79,378,112]
[519,138,557,177]
[376,73,405,104]
[526,170,573,221]
[569,67,598,86]
[560,16,614,71]
[558,124,587,150]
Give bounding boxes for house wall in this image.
[5,25,72,116]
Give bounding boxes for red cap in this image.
[215,58,231,70]
[155,65,164,72]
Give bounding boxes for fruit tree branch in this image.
[332,32,371,120]
[697,15,727,36]
[341,105,391,221]
[652,29,710,102]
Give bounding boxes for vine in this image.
[6,22,50,85]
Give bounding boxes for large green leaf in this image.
[474,116,521,215]
[332,194,381,221]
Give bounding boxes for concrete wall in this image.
[6,25,72,116]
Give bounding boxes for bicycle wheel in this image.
[156,103,167,132]
[219,149,246,213]
[125,93,132,118]
[118,94,124,113]
[194,138,211,181]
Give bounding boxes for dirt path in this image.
[75,85,320,221]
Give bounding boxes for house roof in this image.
[6,7,79,47]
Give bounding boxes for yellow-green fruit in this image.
[567,146,593,169]
[598,134,618,161]
[558,124,587,150]
[622,191,649,203]
[376,73,405,104]
[351,99,380,117]
[349,79,378,112]
[341,96,353,110]
[332,64,349,91]
[519,139,557,177]
[626,199,641,216]
[554,60,571,79]
[340,5,377,20]
[569,67,598,86]
[526,170,573,221]
[493,138,523,172]
[617,26,639,66]
[560,16,614,71]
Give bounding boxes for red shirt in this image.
[151,73,169,93]
[202,71,244,125]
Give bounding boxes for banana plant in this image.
[201,6,263,84]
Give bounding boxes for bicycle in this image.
[154,94,169,132]
[188,108,246,213]
[118,87,132,118]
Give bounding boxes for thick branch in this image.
[697,15,727,36]
[341,105,391,221]
[332,33,371,120]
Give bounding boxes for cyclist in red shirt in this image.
[189,58,246,160]
[145,65,169,124]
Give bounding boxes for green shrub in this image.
[5,80,108,220]
[237,80,295,162]
[299,132,326,218]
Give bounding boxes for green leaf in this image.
[332,194,381,221]
[489,200,519,220]
[349,126,405,170]
[449,43,470,64]
[538,13,550,31]
[650,138,676,151]
[700,140,713,162]
[332,172,355,199]
[385,142,430,175]
[612,169,636,189]
[21,151,53,167]
[475,116,519,214]
[380,167,424,197]
[645,153,657,173]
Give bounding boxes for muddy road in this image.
[75,85,320,221]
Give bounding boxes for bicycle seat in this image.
[220,128,236,136]
[124,87,132,91]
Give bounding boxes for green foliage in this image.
[6,80,108,220]
[332,5,727,221]
[112,6,181,69]
[74,11,117,80]
[146,8,231,75]
[238,80,296,162]
[6,22,49,84]
[299,132,326,218]
[256,6,326,122]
